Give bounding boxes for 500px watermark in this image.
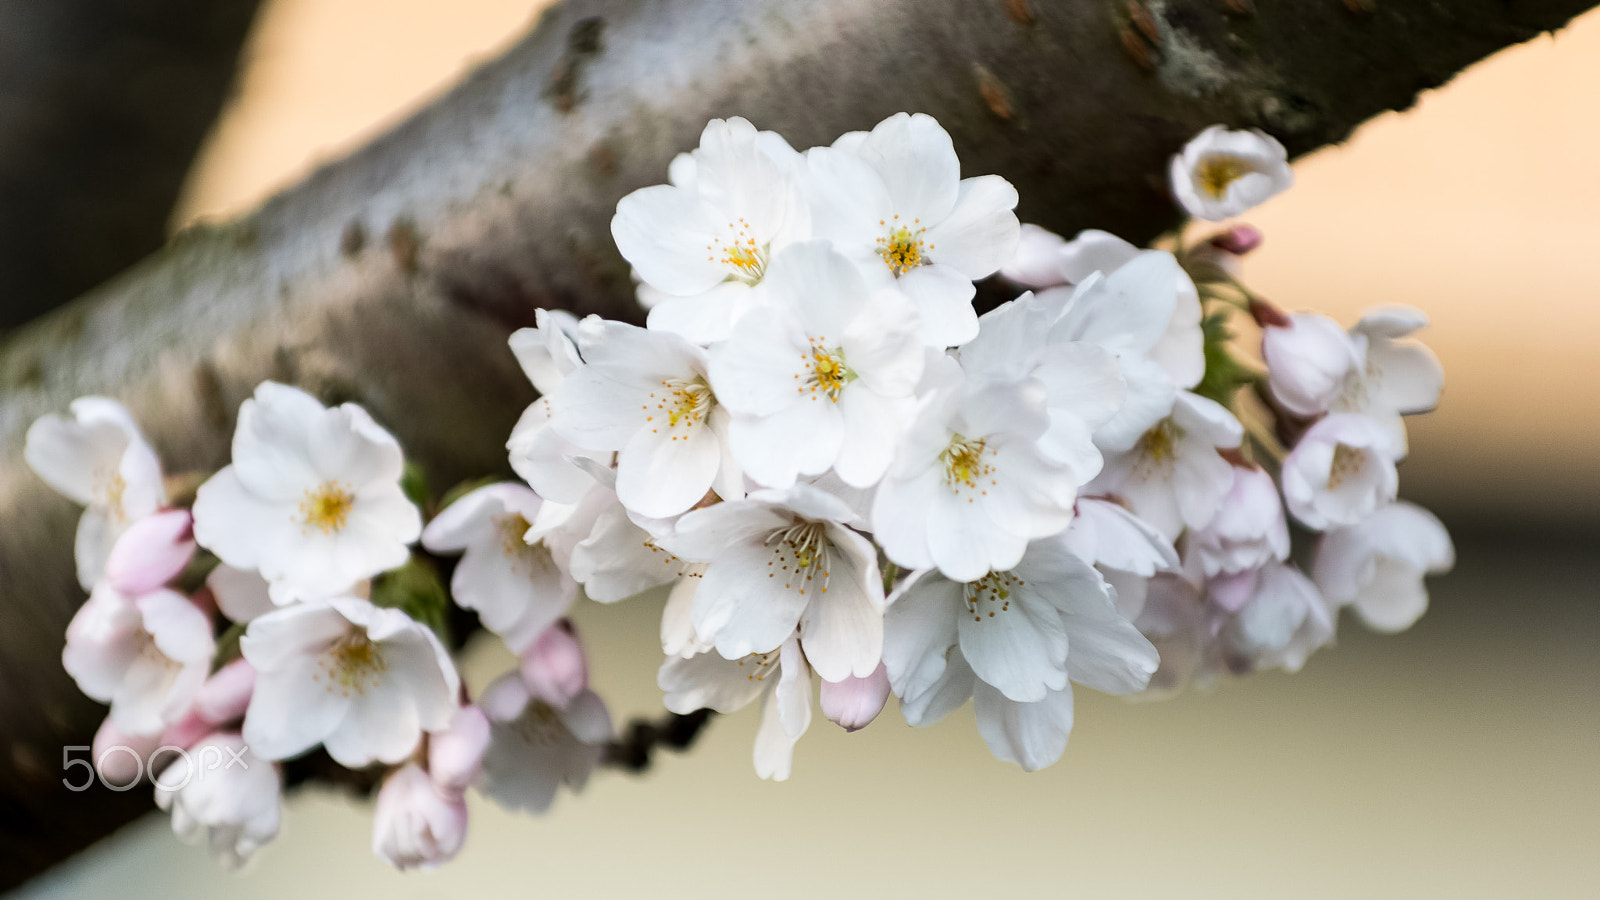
[61,744,250,792]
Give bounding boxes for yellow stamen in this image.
[1196,155,1253,199]
[941,434,992,490]
[963,571,1023,622]
[1328,443,1364,489]
[877,225,927,276]
[299,481,355,533]
[313,631,387,696]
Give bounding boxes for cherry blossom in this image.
[240,596,459,767]
[806,112,1020,347]
[1169,125,1293,221]
[191,382,421,605]
[25,396,166,588]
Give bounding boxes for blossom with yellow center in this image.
[299,480,355,534]
[191,381,421,606]
[940,433,992,492]
[1195,155,1254,199]
[315,631,388,697]
[963,570,1023,622]
[422,482,577,655]
[875,217,932,276]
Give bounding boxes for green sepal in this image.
[371,554,453,646]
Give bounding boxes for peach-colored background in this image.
[18,2,1598,897]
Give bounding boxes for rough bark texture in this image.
[1,0,1593,888]
[0,0,264,329]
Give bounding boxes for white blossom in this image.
[1055,230,1204,391]
[1036,250,1200,449]
[1331,306,1445,455]
[1207,562,1334,674]
[1314,501,1454,633]
[550,318,737,519]
[707,240,924,489]
[191,382,421,605]
[872,377,1082,582]
[806,112,1020,347]
[479,672,611,813]
[955,289,1125,482]
[659,633,812,781]
[506,309,614,504]
[153,733,282,869]
[240,596,459,767]
[63,585,213,737]
[421,482,575,654]
[1060,496,1178,619]
[660,484,884,681]
[1089,391,1243,541]
[1185,465,1291,578]
[1281,413,1399,531]
[883,539,1156,770]
[612,117,809,344]
[567,489,693,604]
[1169,125,1293,221]
[25,397,166,589]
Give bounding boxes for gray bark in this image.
[1,0,1593,888]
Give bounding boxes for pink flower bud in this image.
[158,709,212,753]
[194,658,256,726]
[819,663,890,732]
[428,706,490,797]
[92,717,162,787]
[372,764,468,871]
[104,509,195,595]
[1209,224,1263,256]
[520,621,588,709]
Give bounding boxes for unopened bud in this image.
[1248,297,1292,329]
[92,717,161,786]
[1209,224,1264,256]
[194,658,256,726]
[819,663,891,732]
[428,706,491,797]
[520,621,588,709]
[372,764,468,871]
[104,509,195,595]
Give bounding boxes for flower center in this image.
[299,480,355,533]
[962,571,1024,622]
[708,218,768,286]
[315,631,387,697]
[1196,155,1254,199]
[763,520,832,594]
[800,337,854,401]
[513,700,566,746]
[735,648,781,683]
[644,377,717,442]
[940,433,993,494]
[100,469,128,523]
[876,216,932,276]
[1133,419,1185,479]
[1327,443,1366,489]
[496,513,534,558]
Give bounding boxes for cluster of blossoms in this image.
[27,114,1453,872]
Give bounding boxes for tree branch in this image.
[0,0,264,328]
[1,0,1592,887]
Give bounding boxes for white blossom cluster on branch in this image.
[26,115,1452,872]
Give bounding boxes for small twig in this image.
[600,709,716,773]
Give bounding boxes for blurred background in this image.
[9,0,1599,896]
